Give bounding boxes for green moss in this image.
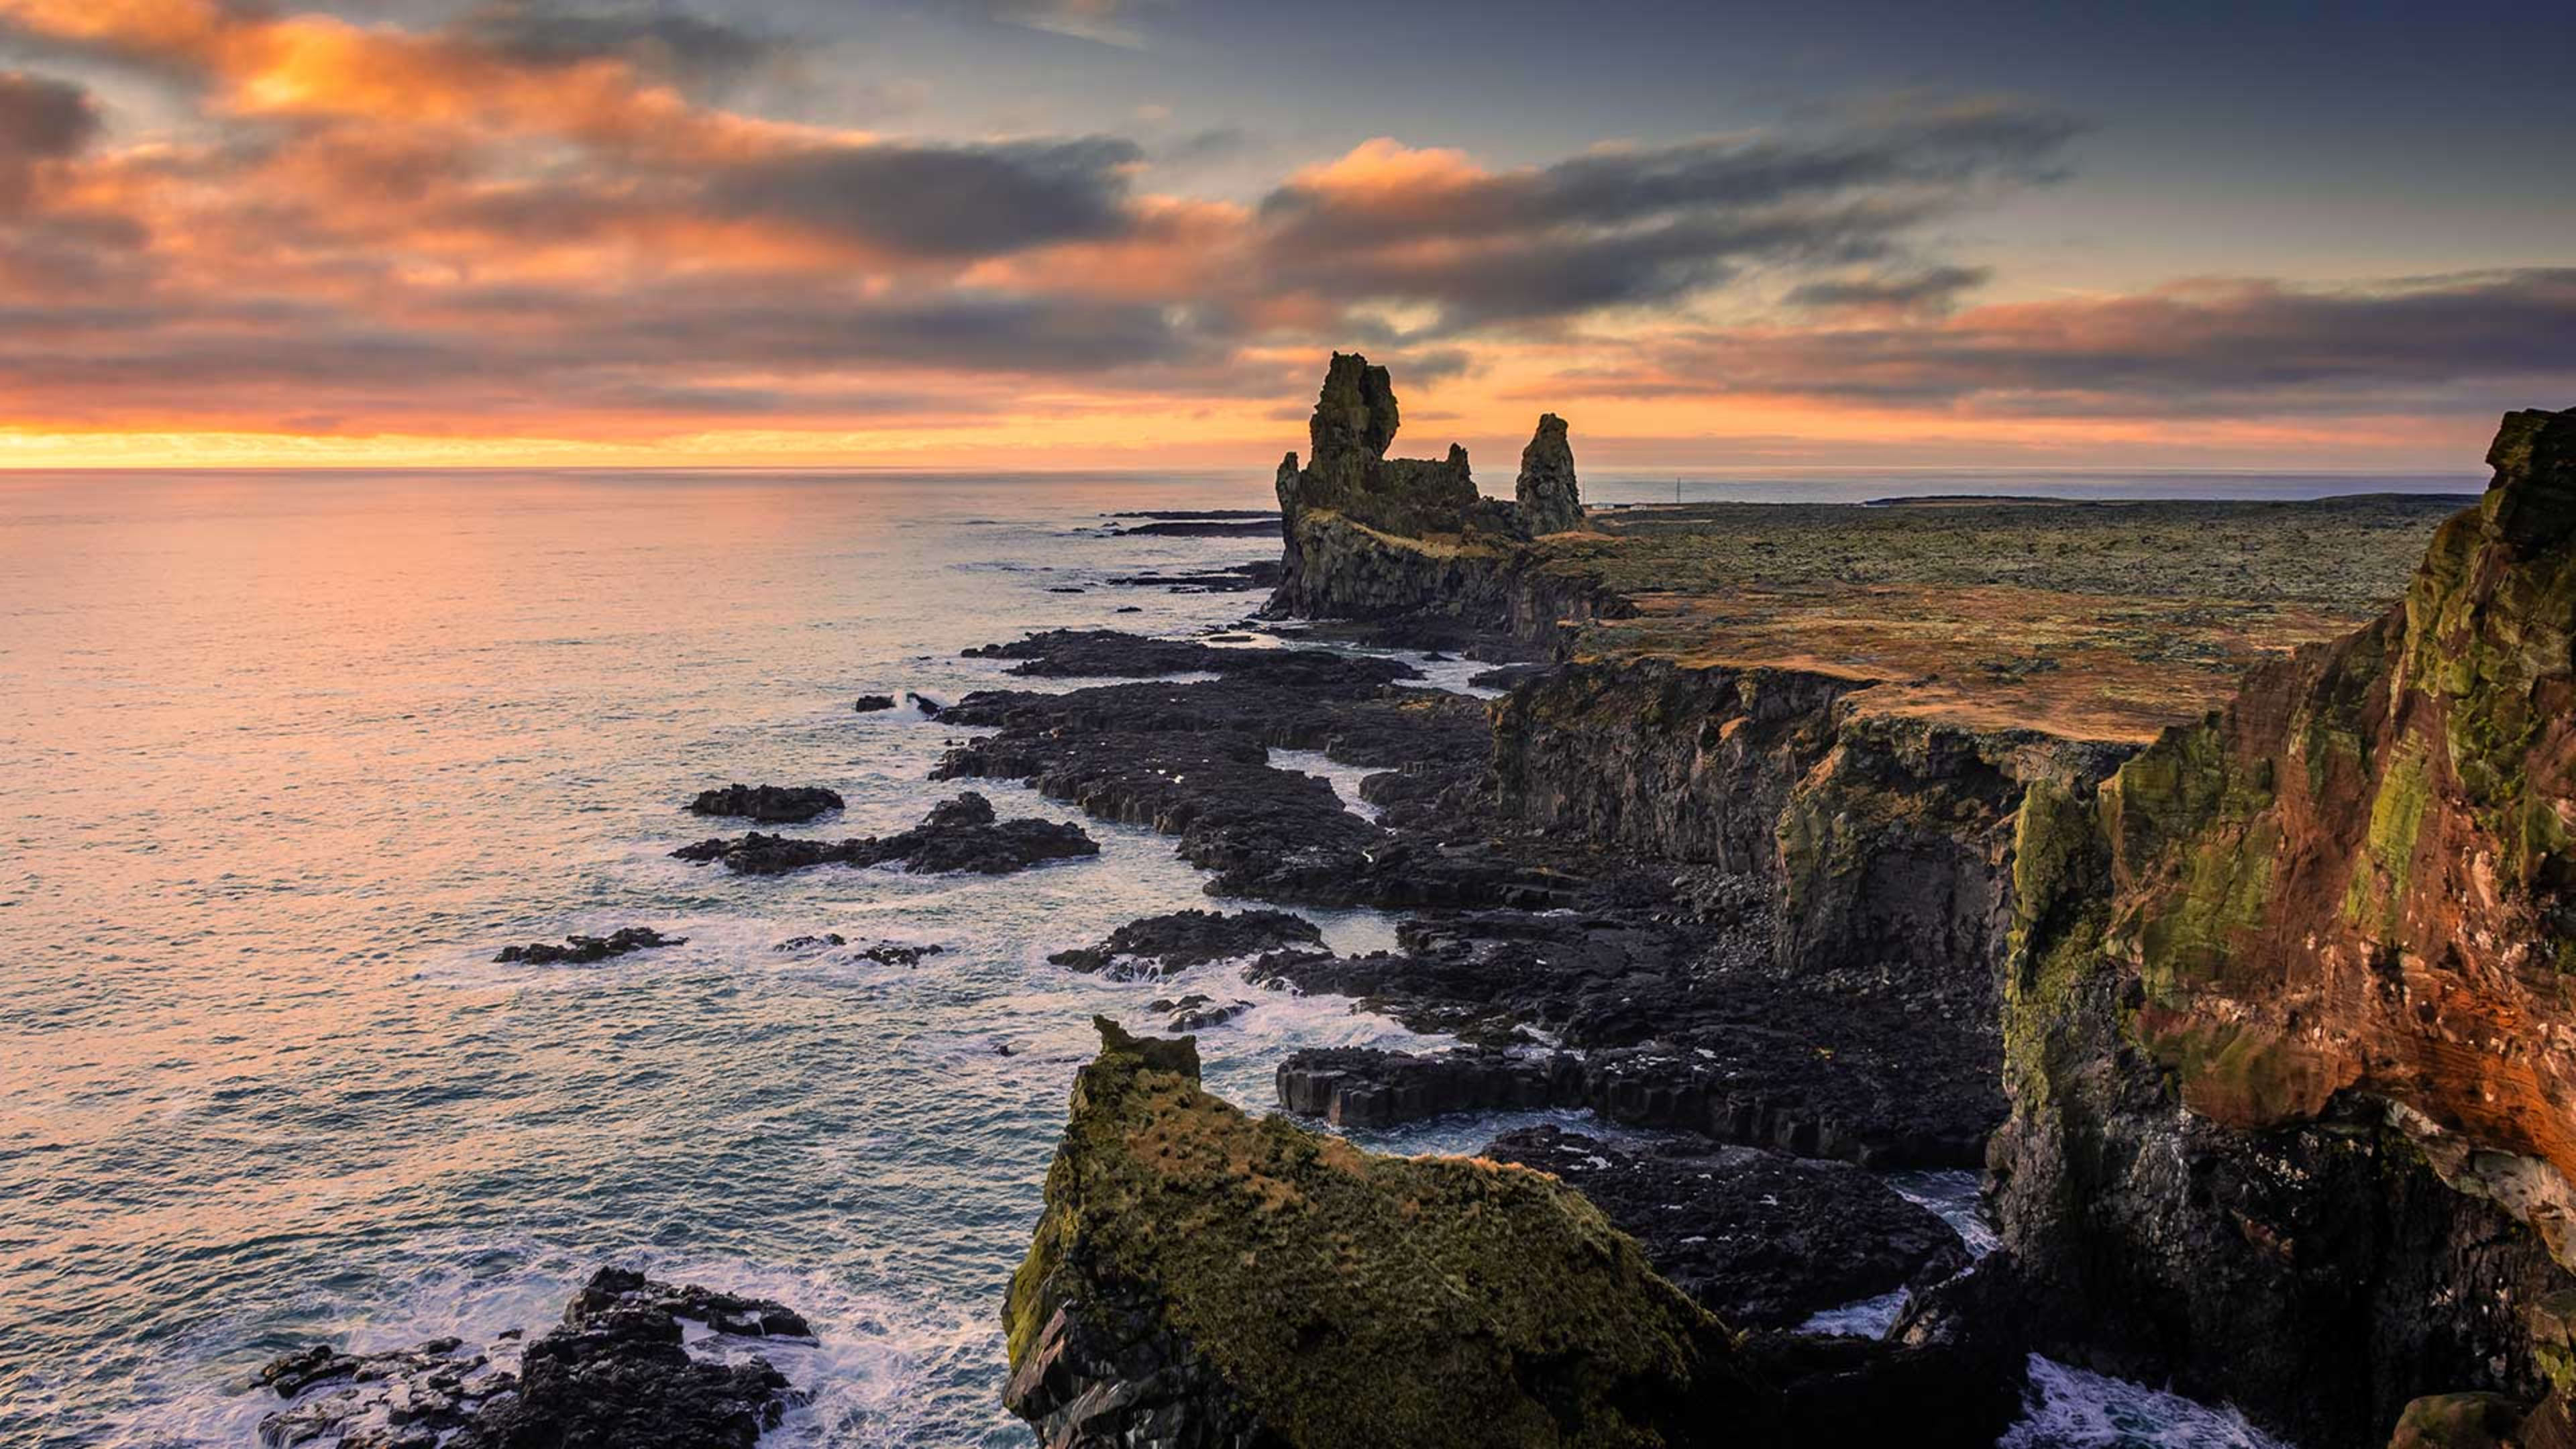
[2100,718,2283,1006]
[2386,1391,2532,1449]
[2343,742,2433,932]
[1998,776,2123,1118]
[2400,506,2576,889]
[2151,1019,2333,1124]
[1008,1021,1744,1448]
[2528,1289,2576,1398]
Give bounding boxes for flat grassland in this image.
[1536,494,2470,743]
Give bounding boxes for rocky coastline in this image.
[998,356,2576,1449]
[276,354,2563,1449]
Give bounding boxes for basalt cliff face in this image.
[1263,353,1627,644]
[1992,408,2576,1445]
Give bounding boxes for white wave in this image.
[2006,1354,2291,1449]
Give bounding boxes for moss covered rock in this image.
[1005,1019,1761,1449]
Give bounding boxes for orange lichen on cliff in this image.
[2102,407,2576,1194]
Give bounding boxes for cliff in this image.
[1195,352,2575,1446]
[1994,406,2576,1445]
[1004,1019,1751,1449]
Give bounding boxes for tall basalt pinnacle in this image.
[1309,351,1399,466]
[1271,352,1480,543]
[1516,413,1584,534]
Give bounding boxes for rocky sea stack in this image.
[1264,352,1622,638]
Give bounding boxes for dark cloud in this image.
[0,275,1218,427]
[1247,101,2080,333]
[1784,265,1990,314]
[702,137,1142,257]
[452,2,777,86]
[1635,269,2576,416]
[0,70,99,209]
[1154,125,1252,169]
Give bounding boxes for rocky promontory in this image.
[1006,1020,2019,1448]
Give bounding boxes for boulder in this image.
[672,793,1097,875]
[2386,1392,2532,1449]
[493,926,685,965]
[685,783,844,823]
[1049,908,1325,979]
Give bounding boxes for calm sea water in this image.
[0,470,2352,1448]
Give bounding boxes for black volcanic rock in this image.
[1254,904,2004,1166]
[686,783,845,823]
[254,1267,808,1449]
[851,694,896,712]
[1106,560,1282,594]
[965,629,1226,676]
[672,793,1097,876]
[1476,1125,1967,1329]
[1049,908,1324,979]
[1146,992,1257,1031]
[1109,519,1279,537]
[963,627,1419,685]
[930,635,1576,908]
[494,926,686,965]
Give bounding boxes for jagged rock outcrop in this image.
[1005,1019,1754,1448]
[686,783,844,822]
[492,926,686,965]
[1048,908,1326,979]
[1263,354,1629,643]
[1516,413,1584,535]
[254,1267,808,1449]
[1008,1022,2024,1448]
[670,793,1098,875]
[1474,1125,1967,1329]
[1992,407,2576,1446]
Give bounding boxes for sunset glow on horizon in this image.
[3,0,2571,472]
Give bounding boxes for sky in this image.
[0,0,2571,471]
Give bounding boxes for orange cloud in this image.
[0,8,2560,470]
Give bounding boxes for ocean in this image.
[3,468,2443,1447]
